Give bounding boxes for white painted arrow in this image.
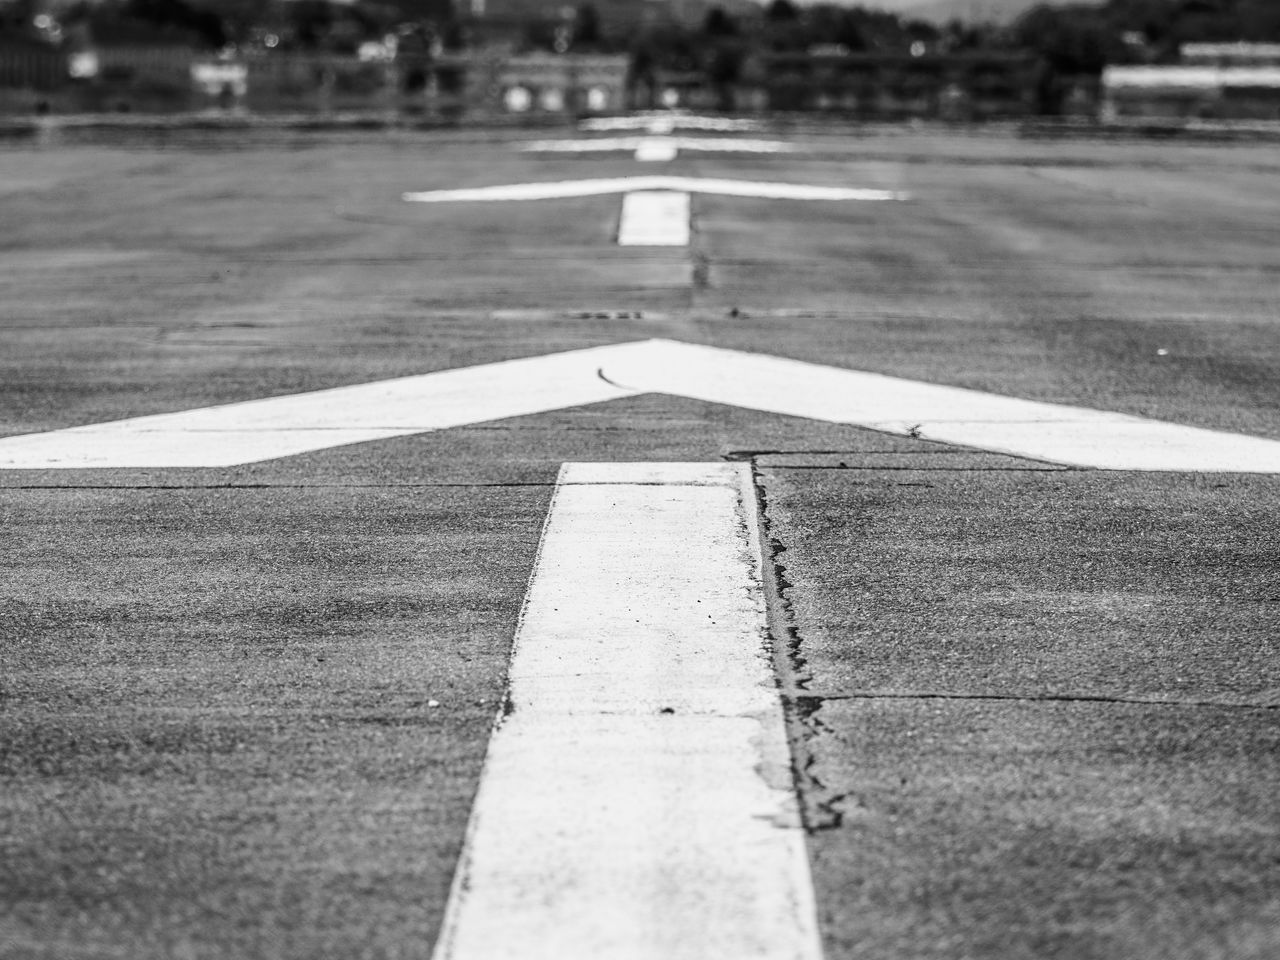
[3,339,1280,472]
[404,177,904,247]
[580,114,763,133]
[522,136,794,162]
[403,177,902,204]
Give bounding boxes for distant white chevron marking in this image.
[579,114,762,133]
[521,136,795,161]
[3,340,1279,471]
[402,177,904,203]
[405,178,902,247]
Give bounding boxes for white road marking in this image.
[6,339,1280,471]
[0,343,640,468]
[431,461,822,960]
[580,114,762,133]
[521,136,795,160]
[403,176,903,203]
[633,137,678,161]
[617,191,690,246]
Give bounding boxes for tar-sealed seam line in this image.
[797,691,1280,710]
[745,458,848,833]
[763,465,1073,472]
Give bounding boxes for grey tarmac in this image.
[0,124,1278,960]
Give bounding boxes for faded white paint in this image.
[431,461,822,960]
[617,191,690,246]
[6,339,1280,471]
[403,176,903,204]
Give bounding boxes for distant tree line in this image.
[2,0,1278,67]
[0,0,460,52]
[1014,0,1280,75]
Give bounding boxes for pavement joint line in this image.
[725,448,1034,458]
[0,482,559,490]
[785,691,1280,710]
[759,465,1076,472]
[431,461,824,960]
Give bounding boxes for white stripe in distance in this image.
[617,191,691,246]
[634,137,679,162]
[432,462,823,960]
[403,177,903,203]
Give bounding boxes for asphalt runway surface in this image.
[1,123,1279,959]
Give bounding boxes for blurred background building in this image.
[0,0,1278,123]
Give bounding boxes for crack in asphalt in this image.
[725,447,1075,472]
[740,453,1280,836]
[746,457,850,833]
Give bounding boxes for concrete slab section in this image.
[760,468,1280,702]
[805,699,1280,960]
[758,466,1280,957]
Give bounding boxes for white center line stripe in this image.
[432,462,823,960]
[633,137,679,161]
[617,190,691,246]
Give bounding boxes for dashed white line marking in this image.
[431,461,822,960]
[6,339,1280,471]
[617,190,690,245]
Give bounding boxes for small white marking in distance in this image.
[520,137,795,157]
[633,137,679,161]
[431,461,823,960]
[7,340,1280,471]
[617,191,690,245]
[403,176,903,203]
[580,114,761,132]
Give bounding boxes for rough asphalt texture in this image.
[1,126,1277,959]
